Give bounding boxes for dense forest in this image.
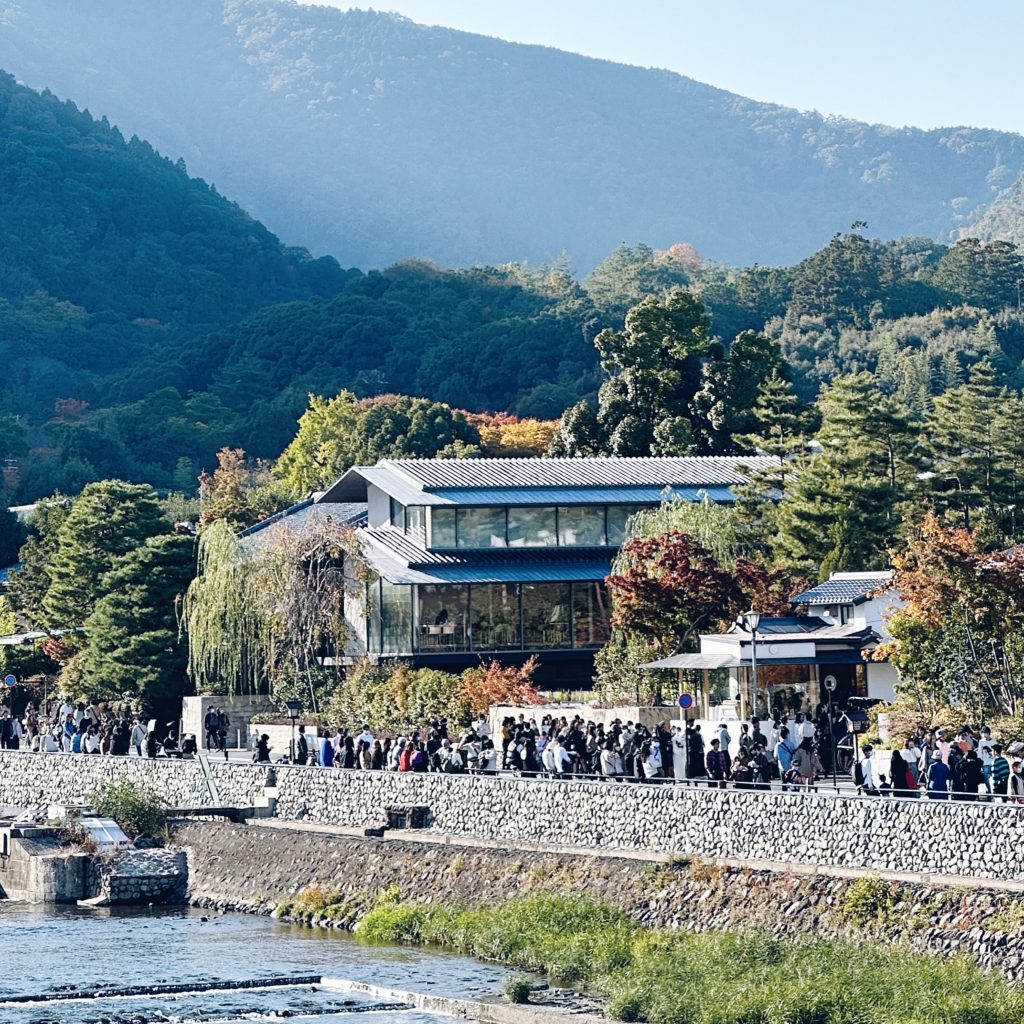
[4,1,1024,269]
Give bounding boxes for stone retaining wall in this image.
[4,751,1024,883]
[177,821,1024,981]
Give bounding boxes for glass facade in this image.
[366,579,610,655]
[522,582,572,649]
[415,583,470,652]
[381,578,413,654]
[457,507,507,547]
[471,583,520,649]
[507,506,557,547]
[425,504,651,550]
[557,506,606,546]
[429,507,456,548]
[406,505,426,544]
[605,505,636,546]
[389,497,404,530]
[572,581,611,649]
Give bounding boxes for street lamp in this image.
[284,699,304,763]
[738,608,761,722]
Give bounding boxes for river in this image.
[0,902,512,1023]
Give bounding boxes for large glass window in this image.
[457,507,507,548]
[522,583,571,649]
[471,583,521,650]
[558,506,606,546]
[389,497,405,531]
[606,505,643,546]
[507,506,557,547]
[573,582,611,648]
[366,578,381,654]
[415,584,469,652]
[406,505,426,543]
[429,507,457,548]
[381,579,413,654]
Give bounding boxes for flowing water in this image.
[0,902,512,1023]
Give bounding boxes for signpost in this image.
[822,674,838,790]
[678,693,694,781]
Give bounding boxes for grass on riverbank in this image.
[358,893,1024,1024]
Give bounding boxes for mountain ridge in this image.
[2,0,1023,269]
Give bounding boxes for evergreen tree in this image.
[776,373,916,573]
[592,289,718,456]
[733,372,813,552]
[43,480,166,630]
[5,496,71,625]
[924,359,1024,536]
[549,400,604,456]
[81,534,196,710]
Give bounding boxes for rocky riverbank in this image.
[176,820,1024,981]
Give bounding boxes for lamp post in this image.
[739,608,761,722]
[284,699,303,763]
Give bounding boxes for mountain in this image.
[966,174,1024,249]
[2,1,1024,271]
[0,67,354,493]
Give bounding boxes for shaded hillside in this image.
[0,69,350,425]
[967,171,1024,250]
[1,0,1023,269]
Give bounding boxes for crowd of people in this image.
[261,708,848,789]
[858,724,1024,801]
[0,700,212,760]
[4,695,1024,804]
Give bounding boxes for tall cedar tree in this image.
[43,480,166,631]
[81,534,196,709]
[923,359,1024,537]
[776,373,916,574]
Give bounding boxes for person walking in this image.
[793,737,820,789]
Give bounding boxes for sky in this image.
[323,0,1024,133]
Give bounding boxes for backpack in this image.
[853,759,865,787]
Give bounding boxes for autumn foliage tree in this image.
[461,656,545,716]
[876,511,1024,718]
[607,531,799,653]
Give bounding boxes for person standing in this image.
[130,718,146,757]
[295,725,309,765]
[977,726,996,796]
[992,744,1012,802]
[706,739,727,788]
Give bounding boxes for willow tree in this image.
[182,516,366,710]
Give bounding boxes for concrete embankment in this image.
[176,820,1024,981]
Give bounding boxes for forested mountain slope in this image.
[0,69,349,494]
[2,0,1024,269]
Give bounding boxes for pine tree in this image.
[5,496,72,625]
[776,373,915,573]
[43,480,166,631]
[81,534,196,710]
[924,358,1024,537]
[732,372,813,552]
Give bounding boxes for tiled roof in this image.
[384,456,776,490]
[239,499,367,544]
[793,572,893,606]
[360,527,614,586]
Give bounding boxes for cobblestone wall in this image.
[4,752,1024,883]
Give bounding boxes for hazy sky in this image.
[324,1,1023,133]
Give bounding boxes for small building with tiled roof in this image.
[304,455,775,687]
[647,570,902,719]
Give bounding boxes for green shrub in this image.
[89,779,167,840]
[843,876,898,923]
[503,976,532,1004]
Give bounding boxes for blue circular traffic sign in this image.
[3,674,16,688]
[677,693,694,710]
